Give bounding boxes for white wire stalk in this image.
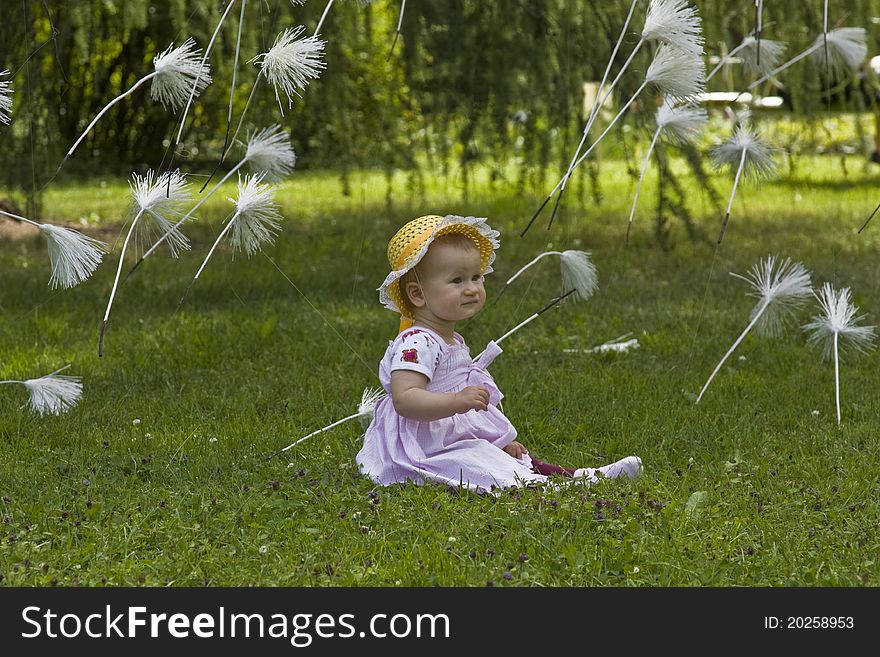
[545,44,706,213]
[315,0,376,35]
[60,39,210,170]
[498,251,598,302]
[386,0,407,60]
[710,123,777,244]
[179,173,282,305]
[748,27,867,89]
[823,0,829,69]
[271,387,386,458]
[175,0,241,146]
[0,69,13,125]
[0,365,83,416]
[754,0,763,66]
[538,0,703,235]
[99,169,192,356]
[228,27,325,153]
[130,125,296,277]
[706,36,787,81]
[626,98,707,241]
[803,283,876,425]
[0,209,107,288]
[696,255,812,404]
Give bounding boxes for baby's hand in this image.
[453,386,490,413]
[502,441,528,459]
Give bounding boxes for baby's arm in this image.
[391,370,489,421]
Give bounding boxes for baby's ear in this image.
[404,281,426,308]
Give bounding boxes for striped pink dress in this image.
[356,327,547,492]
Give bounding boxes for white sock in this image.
[574,456,642,482]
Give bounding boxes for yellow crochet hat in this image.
[378,214,500,327]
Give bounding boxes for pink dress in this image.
[356,327,548,492]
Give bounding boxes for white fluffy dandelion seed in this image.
[710,123,777,243]
[179,174,282,305]
[99,170,192,356]
[175,2,239,145]
[358,387,386,430]
[564,45,705,186]
[40,224,107,289]
[132,126,296,279]
[0,208,107,288]
[228,173,283,256]
[811,27,868,76]
[496,250,597,303]
[750,27,866,89]
[0,69,13,125]
[527,0,705,237]
[626,98,707,240]
[60,39,209,171]
[803,283,876,424]
[270,386,387,458]
[696,256,812,404]
[1,365,83,416]
[129,169,193,257]
[151,38,212,111]
[706,36,787,81]
[250,26,325,114]
[245,124,298,180]
[642,0,704,56]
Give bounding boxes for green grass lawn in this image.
[1,146,879,586]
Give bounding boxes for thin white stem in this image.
[586,0,638,128]
[717,148,747,243]
[396,0,407,32]
[505,251,561,286]
[66,72,158,159]
[727,148,748,218]
[833,330,841,425]
[314,0,335,35]
[0,380,25,385]
[102,208,144,324]
[824,1,829,34]
[627,126,662,238]
[696,299,769,403]
[748,43,819,89]
[280,410,364,453]
[706,40,749,82]
[175,0,237,145]
[553,80,648,195]
[139,159,246,264]
[0,209,40,226]
[192,212,239,282]
[228,0,246,126]
[560,38,645,193]
[495,312,540,346]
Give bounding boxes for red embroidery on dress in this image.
[401,349,419,363]
[401,329,423,340]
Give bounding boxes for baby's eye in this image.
[472,274,482,282]
[451,277,462,284]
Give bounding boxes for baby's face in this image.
[415,241,486,323]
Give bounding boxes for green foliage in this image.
[1,2,880,223]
